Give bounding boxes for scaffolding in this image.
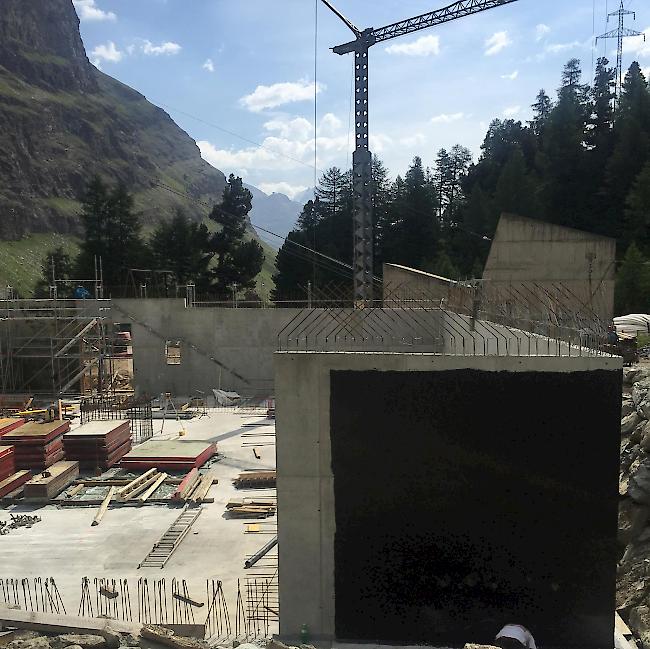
[0,298,114,398]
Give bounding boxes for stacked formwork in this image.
[0,298,114,398]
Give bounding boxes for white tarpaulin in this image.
[614,314,650,336]
[212,389,241,406]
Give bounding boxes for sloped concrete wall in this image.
[483,213,616,322]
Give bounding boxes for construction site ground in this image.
[0,409,277,633]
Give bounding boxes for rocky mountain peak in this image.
[0,0,98,92]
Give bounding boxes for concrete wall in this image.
[275,351,623,646]
[112,299,306,396]
[483,213,616,322]
[382,263,466,306]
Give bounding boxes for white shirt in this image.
[496,624,538,649]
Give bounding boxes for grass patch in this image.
[0,234,81,296]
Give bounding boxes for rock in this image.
[267,642,292,649]
[630,458,650,505]
[464,645,501,649]
[7,637,52,649]
[632,424,646,445]
[619,499,650,545]
[623,412,643,435]
[629,605,650,648]
[50,636,106,649]
[642,433,650,453]
[633,380,650,408]
[623,399,635,418]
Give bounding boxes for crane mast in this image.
[321,0,520,305]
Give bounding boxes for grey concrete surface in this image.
[483,213,616,322]
[112,299,304,396]
[274,351,623,643]
[0,410,277,637]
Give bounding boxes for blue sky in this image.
[73,0,650,199]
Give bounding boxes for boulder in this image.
[7,638,52,649]
[623,399,635,418]
[633,380,650,408]
[623,412,643,435]
[619,499,650,545]
[642,432,650,453]
[50,636,106,649]
[632,424,646,445]
[629,605,650,648]
[630,459,650,505]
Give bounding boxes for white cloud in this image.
[264,117,313,140]
[126,44,135,55]
[485,31,512,56]
[73,0,116,22]
[91,41,123,64]
[535,24,551,41]
[257,182,308,200]
[501,70,519,80]
[643,66,650,80]
[503,105,521,118]
[399,133,427,148]
[431,112,465,124]
[202,58,215,73]
[319,113,342,136]
[623,28,650,57]
[545,40,582,54]
[142,40,182,56]
[197,111,391,176]
[240,80,324,112]
[385,35,440,57]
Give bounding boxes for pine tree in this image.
[34,247,74,298]
[537,59,591,229]
[76,177,146,292]
[208,174,264,293]
[615,243,650,314]
[530,89,553,136]
[623,161,650,253]
[493,147,539,219]
[605,62,650,239]
[150,210,212,290]
[271,207,317,302]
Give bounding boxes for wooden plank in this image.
[172,468,199,501]
[0,606,140,643]
[115,469,157,500]
[92,486,116,526]
[0,471,32,498]
[119,473,161,501]
[138,472,168,503]
[24,461,79,500]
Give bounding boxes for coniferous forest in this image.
[272,58,650,314]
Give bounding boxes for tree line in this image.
[37,174,265,299]
[272,57,650,314]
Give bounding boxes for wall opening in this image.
[165,340,181,365]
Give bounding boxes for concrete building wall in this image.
[112,299,306,396]
[483,213,616,322]
[275,351,623,647]
[382,263,465,306]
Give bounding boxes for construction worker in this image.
[495,623,537,649]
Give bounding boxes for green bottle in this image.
[300,623,310,644]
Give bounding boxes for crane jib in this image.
[331,0,520,54]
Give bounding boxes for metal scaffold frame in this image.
[0,298,114,399]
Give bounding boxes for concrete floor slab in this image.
[0,410,277,636]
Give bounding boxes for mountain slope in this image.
[246,184,305,247]
[0,0,226,239]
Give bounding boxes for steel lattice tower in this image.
[597,1,645,105]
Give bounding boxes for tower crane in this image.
[320,0,520,304]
